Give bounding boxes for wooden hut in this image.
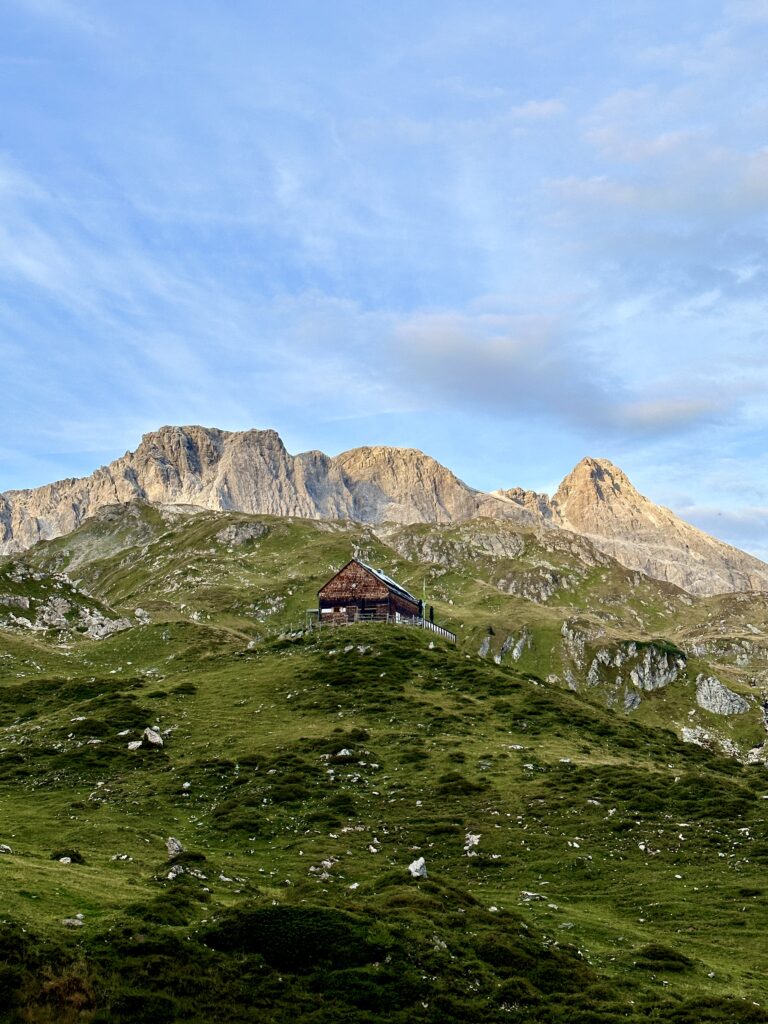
[318,559,421,625]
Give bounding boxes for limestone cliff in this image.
[2,427,768,598]
[548,457,768,595]
[0,426,489,551]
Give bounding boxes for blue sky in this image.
[2,0,768,556]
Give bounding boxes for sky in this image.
[2,0,768,556]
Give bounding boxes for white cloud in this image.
[388,309,722,438]
[508,99,566,120]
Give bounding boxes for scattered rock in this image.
[408,856,427,879]
[38,597,71,629]
[141,727,164,749]
[62,918,83,928]
[78,607,132,640]
[51,848,84,864]
[166,836,184,859]
[464,833,481,856]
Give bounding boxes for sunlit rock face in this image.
[3,427,768,597]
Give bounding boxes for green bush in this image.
[202,904,385,972]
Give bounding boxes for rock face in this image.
[695,675,750,716]
[548,458,768,596]
[0,426,486,552]
[2,426,768,597]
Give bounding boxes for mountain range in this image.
[2,424,766,596]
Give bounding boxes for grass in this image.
[0,507,766,1020]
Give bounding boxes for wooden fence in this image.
[306,609,456,643]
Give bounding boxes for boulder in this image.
[141,727,164,749]
[408,856,427,879]
[0,844,12,854]
[166,836,184,859]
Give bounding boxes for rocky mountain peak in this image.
[2,427,768,597]
[553,457,639,515]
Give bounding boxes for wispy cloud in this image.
[9,0,106,34]
[0,0,767,559]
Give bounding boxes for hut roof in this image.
[355,560,419,605]
[319,559,419,606]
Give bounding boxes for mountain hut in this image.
[317,559,421,625]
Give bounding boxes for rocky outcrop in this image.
[215,522,269,547]
[571,638,687,711]
[0,564,130,638]
[3,426,768,598]
[695,675,750,716]
[629,647,686,692]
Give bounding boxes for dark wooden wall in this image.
[318,561,420,623]
[319,561,389,604]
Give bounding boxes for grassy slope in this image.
[0,506,766,1021]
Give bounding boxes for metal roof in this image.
[355,560,419,605]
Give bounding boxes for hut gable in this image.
[318,559,420,623]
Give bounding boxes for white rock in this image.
[408,857,427,879]
[127,740,142,751]
[165,836,184,859]
[0,844,12,854]
[464,832,481,855]
[141,727,164,748]
[59,856,72,864]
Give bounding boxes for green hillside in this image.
[0,505,767,1022]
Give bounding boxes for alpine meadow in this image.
[1,429,768,1021]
